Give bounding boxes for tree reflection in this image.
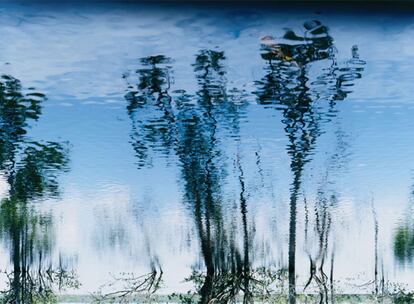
[175,50,254,304]
[126,50,272,303]
[125,20,365,301]
[394,183,414,266]
[303,188,337,303]
[124,55,175,168]
[255,20,365,303]
[0,75,76,303]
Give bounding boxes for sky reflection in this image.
[0,2,414,303]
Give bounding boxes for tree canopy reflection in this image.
[255,20,365,303]
[124,55,174,168]
[0,75,77,303]
[126,50,272,303]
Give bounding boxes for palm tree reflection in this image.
[255,20,365,303]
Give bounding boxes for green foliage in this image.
[394,225,414,264]
[0,75,44,138]
[13,142,70,201]
[0,73,75,303]
[0,74,70,202]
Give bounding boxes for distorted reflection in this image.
[125,50,262,303]
[302,131,347,304]
[255,20,365,303]
[175,50,253,303]
[121,19,369,303]
[124,55,175,168]
[0,75,77,303]
[1,3,413,303]
[394,183,414,266]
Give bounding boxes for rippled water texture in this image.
[0,2,414,303]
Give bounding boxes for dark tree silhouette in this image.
[175,50,250,304]
[125,50,260,303]
[255,20,365,304]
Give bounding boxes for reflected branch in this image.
[92,267,163,303]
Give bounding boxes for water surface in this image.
[0,2,414,303]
